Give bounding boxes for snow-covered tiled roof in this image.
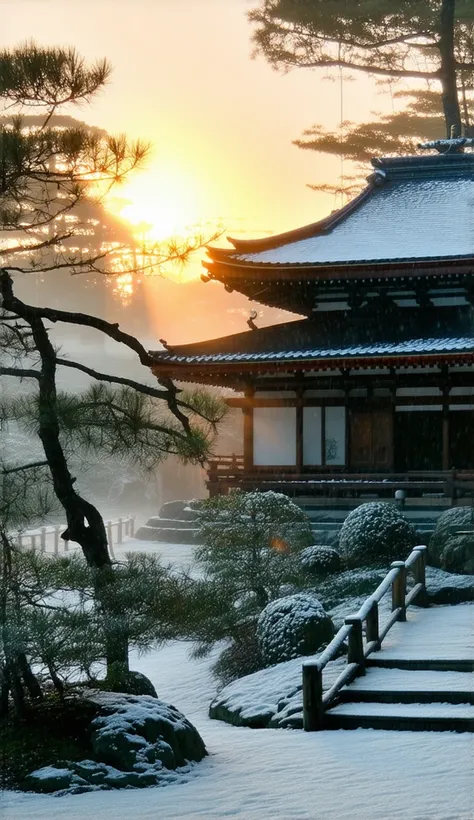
[155,336,474,365]
[151,306,474,368]
[214,155,474,268]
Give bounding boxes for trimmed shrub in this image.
[339,502,416,568]
[257,593,334,665]
[429,506,474,574]
[300,545,341,576]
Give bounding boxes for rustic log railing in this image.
[302,545,428,731]
[10,515,136,556]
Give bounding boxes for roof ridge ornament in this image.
[418,137,474,155]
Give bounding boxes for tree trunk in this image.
[439,0,462,137]
[0,271,128,672]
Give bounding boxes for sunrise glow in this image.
[116,165,201,242]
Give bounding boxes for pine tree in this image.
[0,42,225,680]
[249,1,474,193]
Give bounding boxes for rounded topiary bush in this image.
[429,506,474,574]
[339,502,416,569]
[257,593,334,665]
[300,545,341,576]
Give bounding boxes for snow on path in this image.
[378,602,474,660]
[2,542,474,820]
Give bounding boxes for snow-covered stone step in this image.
[325,701,474,732]
[366,657,474,673]
[145,517,198,530]
[340,668,474,704]
[133,525,198,544]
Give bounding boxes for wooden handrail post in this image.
[366,600,380,648]
[40,527,46,552]
[391,561,407,621]
[345,616,365,674]
[302,661,324,731]
[413,545,429,607]
[53,527,60,555]
[130,516,135,538]
[107,521,113,548]
[117,517,123,544]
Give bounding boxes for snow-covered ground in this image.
[2,540,474,820]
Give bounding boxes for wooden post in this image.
[64,538,69,552]
[130,516,135,537]
[296,388,304,473]
[413,545,429,607]
[31,534,37,551]
[365,600,379,649]
[345,616,365,674]
[117,517,123,544]
[124,517,130,537]
[242,407,254,472]
[442,406,450,472]
[40,527,46,553]
[107,521,113,548]
[53,527,60,555]
[302,661,324,731]
[391,561,407,621]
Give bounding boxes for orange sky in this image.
[3,0,399,341]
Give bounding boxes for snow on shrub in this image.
[257,593,334,665]
[430,506,474,574]
[300,545,341,576]
[339,502,416,568]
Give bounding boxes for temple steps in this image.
[324,701,474,733]
[338,668,474,705]
[325,658,474,732]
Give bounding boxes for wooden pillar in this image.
[243,386,254,471]
[442,378,450,471]
[296,386,304,472]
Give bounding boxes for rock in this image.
[24,766,78,793]
[23,691,207,795]
[159,500,188,519]
[89,692,207,770]
[209,655,346,729]
[429,507,474,574]
[105,669,158,698]
[426,566,474,604]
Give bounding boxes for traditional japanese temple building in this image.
[151,143,474,500]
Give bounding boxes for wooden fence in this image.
[302,545,428,731]
[10,515,136,556]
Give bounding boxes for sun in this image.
[114,166,200,242]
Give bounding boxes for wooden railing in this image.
[206,461,474,501]
[10,515,136,555]
[302,545,428,731]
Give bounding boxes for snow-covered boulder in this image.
[24,691,206,795]
[257,593,334,666]
[209,654,346,729]
[300,545,341,576]
[339,502,416,568]
[429,506,474,574]
[426,566,474,604]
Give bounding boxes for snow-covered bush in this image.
[300,545,341,576]
[339,502,416,568]
[429,506,474,574]
[257,593,334,665]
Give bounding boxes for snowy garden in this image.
[2,494,474,819]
